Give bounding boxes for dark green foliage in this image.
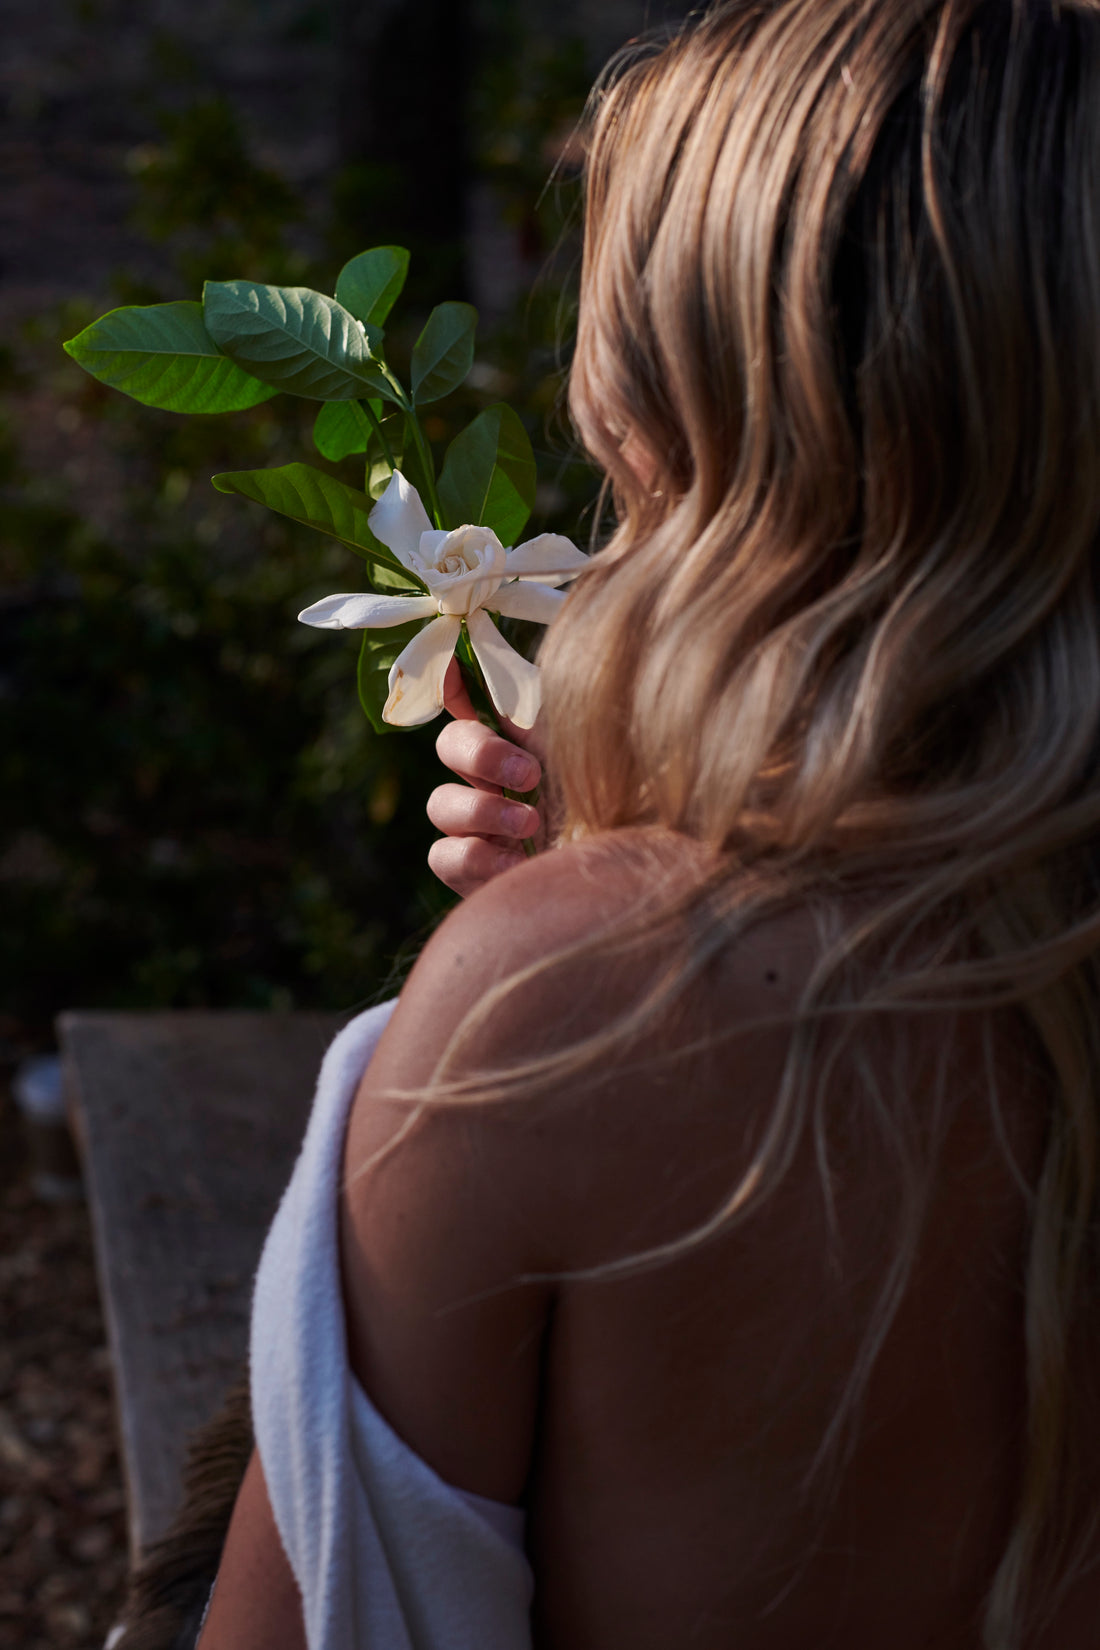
[210,464,409,578]
[63,301,276,414]
[334,248,411,330]
[0,390,447,1036]
[410,302,479,404]
[2,103,449,1040]
[2,15,600,1044]
[437,404,537,545]
[313,401,374,463]
[201,281,387,401]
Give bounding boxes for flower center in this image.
[419,526,506,615]
[440,551,478,577]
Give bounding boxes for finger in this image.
[435,717,541,794]
[493,708,546,767]
[427,835,527,899]
[426,783,539,841]
[442,656,477,721]
[443,656,549,767]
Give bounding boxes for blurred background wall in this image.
[0,0,692,1065]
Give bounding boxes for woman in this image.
[199,2,1100,1645]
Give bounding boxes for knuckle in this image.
[471,793,510,836]
[425,784,460,830]
[434,722,467,767]
[427,830,521,897]
[436,719,493,782]
[427,837,474,897]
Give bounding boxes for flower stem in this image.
[358,398,396,475]
[456,625,497,725]
[372,367,445,530]
[406,412,445,531]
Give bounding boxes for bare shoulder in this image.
[338,835,705,1397]
[419,829,824,1083]
[336,833,845,1505]
[353,832,827,1271]
[336,832,723,1502]
[343,824,830,1285]
[357,827,831,1191]
[364,828,718,1092]
[427,824,714,978]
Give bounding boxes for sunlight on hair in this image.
[354,4,1100,1644]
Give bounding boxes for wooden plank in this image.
[58,1009,347,1561]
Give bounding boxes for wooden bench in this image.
[58,1009,346,1563]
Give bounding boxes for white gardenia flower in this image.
[298,470,589,728]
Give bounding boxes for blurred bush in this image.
[0,14,600,1046]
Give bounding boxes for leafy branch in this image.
[63,245,539,742]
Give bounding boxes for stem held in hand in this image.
[456,629,539,858]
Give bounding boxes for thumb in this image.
[442,656,478,721]
[444,654,547,766]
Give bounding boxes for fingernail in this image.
[502,803,531,834]
[494,851,525,873]
[502,756,537,789]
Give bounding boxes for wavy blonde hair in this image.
[419,1,1100,1642]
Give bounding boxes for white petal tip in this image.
[381,679,445,727]
[380,612,460,726]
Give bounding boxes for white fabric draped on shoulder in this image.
[250,1001,534,1650]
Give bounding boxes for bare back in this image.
[339,833,1100,1649]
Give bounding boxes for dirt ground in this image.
[0,1088,129,1650]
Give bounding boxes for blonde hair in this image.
[429,1,1100,1642]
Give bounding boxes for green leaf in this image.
[203,281,391,401]
[335,247,410,329]
[355,410,406,498]
[210,462,419,581]
[410,301,477,404]
[372,561,422,592]
[62,301,277,414]
[367,453,397,500]
[312,399,377,461]
[357,622,423,734]
[437,403,536,542]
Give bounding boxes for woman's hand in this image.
[427,659,545,898]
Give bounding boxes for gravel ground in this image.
[0,1091,128,1650]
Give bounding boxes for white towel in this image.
[251,1001,535,1650]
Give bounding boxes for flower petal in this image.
[502,533,589,587]
[486,581,568,624]
[368,470,434,569]
[383,614,461,726]
[417,529,453,563]
[466,608,541,729]
[298,591,436,630]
